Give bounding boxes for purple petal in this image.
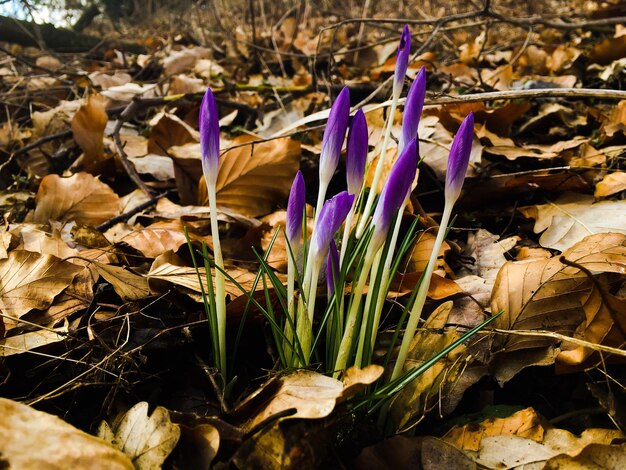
[346,109,368,196]
[311,191,354,257]
[286,170,306,246]
[199,88,220,185]
[444,113,474,204]
[320,87,350,185]
[371,138,418,250]
[399,66,426,152]
[394,25,411,91]
[326,239,339,297]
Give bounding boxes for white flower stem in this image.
[208,185,227,376]
[391,202,453,381]
[333,248,378,377]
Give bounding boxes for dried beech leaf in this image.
[0,397,133,469]
[595,171,626,198]
[30,173,121,226]
[519,193,626,251]
[94,263,151,301]
[121,220,193,258]
[71,93,108,169]
[0,324,68,357]
[0,250,83,328]
[98,401,180,470]
[198,136,301,217]
[491,233,626,381]
[239,370,343,433]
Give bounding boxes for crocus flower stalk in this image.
[200,88,227,375]
[340,109,368,264]
[297,191,354,364]
[356,25,411,239]
[315,87,350,225]
[391,113,474,381]
[334,139,418,376]
[284,171,306,360]
[398,67,426,153]
[326,239,341,362]
[355,137,420,366]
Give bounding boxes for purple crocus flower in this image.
[326,239,339,298]
[370,138,418,251]
[286,170,306,247]
[346,109,368,196]
[399,66,426,152]
[319,87,350,186]
[311,191,354,258]
[444,113,474,204]
[394,25,411,93]
[199,88,220,187]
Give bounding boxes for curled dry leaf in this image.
[71,93,108,170]
[338,365,384,402]
[30,172,121,226]
[0,323,68,357]
[519,192,626,251]
[121,220,195,258]
[0,250,83,330]
[0,397,133,469]
[236,370,343,433]
[98,401,180,470]
[595,171,626,198]
[491,233,626,382]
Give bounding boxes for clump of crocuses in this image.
[198,24,476,410]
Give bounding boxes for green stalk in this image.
[333,248,378,376]
[391,203,453,381]
[207,184,227,376]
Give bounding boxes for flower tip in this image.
[286,170,306,245]
[346,109,368,196]
[320,88,351,186]
[394,26,411,92]
[445,113,475,203]
[200,88,220,185]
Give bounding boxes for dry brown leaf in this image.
[338,365,384,402]
[148,112,198,156]
[390,301,488,430]
[197,136,301,217]
[595,171,626,197]
[0,250,83,329]
[71,93,108,170]
[94,263,151,301]
[519,192,626,251]
[237,370,343,433]
[491,233,626,381]
[0,324,68,357]
[98,401,180,470]
[43,267,94,325]
[0,397,133,469]
[590,34,626,65]
[121,220,194,258]
[30,173,121,226]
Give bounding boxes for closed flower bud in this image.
[199,88,220,188]
[286,170,306,247]
[346,109,368,196]
[320,87,350,187]
[311,191,354,259]
[399,66,426,153]
[444,113,474,205]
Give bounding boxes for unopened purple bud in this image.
[346,109,368,196]
[326,239,339,298]
[199,88,220,187]
[371,138,418,250]
[311,191,354,258]
[445,113,474,204]
[286,170,306,246]
[394,25,411,94]
[399,66,426,152]
[320,87,350,186]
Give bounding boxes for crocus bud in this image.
[346,109,368,196]
[444,113,474,205]
[320,87,350,187]
[370,138,418,251]
[286,170,306,247]
[399,66,426,153]
[393,25,411,95]
[199,88,220,188]
[311,191,354,259]
[326,239,339,298]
